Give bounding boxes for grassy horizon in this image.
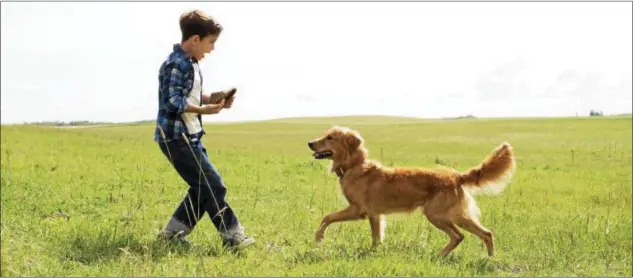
[1,115,631,276]
[5,113,631,127]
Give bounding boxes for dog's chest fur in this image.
[337,167,381,212]
[339,178,361,206]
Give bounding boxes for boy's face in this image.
[191,34,218,61]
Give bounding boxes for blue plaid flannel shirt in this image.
[154,44,205,143]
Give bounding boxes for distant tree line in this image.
[24,120,113,126]
[22,120,154,126]
[589,110,603,117]
[443,114,476,120]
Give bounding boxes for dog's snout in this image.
[308,141,314,148]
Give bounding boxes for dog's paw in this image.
[315,232,324,243]
[370,242,381,250]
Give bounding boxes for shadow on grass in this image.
[430,253,506,275]
[464,257,501,275]
[57,230,223,265]
[298,239,504,275]
[286,244,378,266]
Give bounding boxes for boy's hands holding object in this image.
[202,98,225,114]
[223,88,236,109]
[209,88,237,109]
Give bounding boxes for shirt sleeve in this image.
[163,61,190,114]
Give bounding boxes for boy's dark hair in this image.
[179,10,223,42]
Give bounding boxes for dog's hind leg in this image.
[457,216,494,256]
[369,214,386,248]
[457,192,495,256]
[424,212,464,257]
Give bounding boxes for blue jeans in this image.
[158,137,241,236]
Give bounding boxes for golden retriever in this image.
[307,126,516,257]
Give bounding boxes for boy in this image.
[154,9,254,251]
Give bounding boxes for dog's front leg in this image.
[315,206,363,243]
[369,215,385,248]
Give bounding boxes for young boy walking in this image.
[154,9,254,251]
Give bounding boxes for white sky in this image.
[1,2,631,124]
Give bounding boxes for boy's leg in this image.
[158,140,207,242]
[198,144,254,250]
[159,139,254,249]
[197,144,239,232]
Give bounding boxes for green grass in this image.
[1,116,631,276]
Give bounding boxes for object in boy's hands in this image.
[209,88,237,104]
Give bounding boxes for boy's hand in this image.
[201,99,225,114]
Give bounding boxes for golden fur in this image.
[307,126,516,257]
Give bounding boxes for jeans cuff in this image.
[163,217,192,237]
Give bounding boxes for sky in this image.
[1,2,631,124]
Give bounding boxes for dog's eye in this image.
[326,136,333,140]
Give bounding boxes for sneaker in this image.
[222,233,255,251]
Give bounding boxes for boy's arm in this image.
[185,99,224,114]
[201,93,212,105]
[162,62,190,114]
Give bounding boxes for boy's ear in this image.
[184,35,200,43]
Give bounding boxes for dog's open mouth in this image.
[312,150,333,159]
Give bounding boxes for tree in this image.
[589,110,603,117]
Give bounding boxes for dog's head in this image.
[308,126,365,163]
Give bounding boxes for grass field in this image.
[1,116,631,276]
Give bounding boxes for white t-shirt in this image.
[181,63,203,135]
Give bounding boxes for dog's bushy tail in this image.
[459,142,516,196]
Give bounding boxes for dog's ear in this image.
[344,130,363,153]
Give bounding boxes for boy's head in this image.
[179,10,223,61]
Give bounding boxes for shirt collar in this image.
[172,43,198,63]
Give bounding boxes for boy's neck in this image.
[180,40,195,58]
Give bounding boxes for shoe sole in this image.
[232,238,255,251]
[156,234,192,246]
